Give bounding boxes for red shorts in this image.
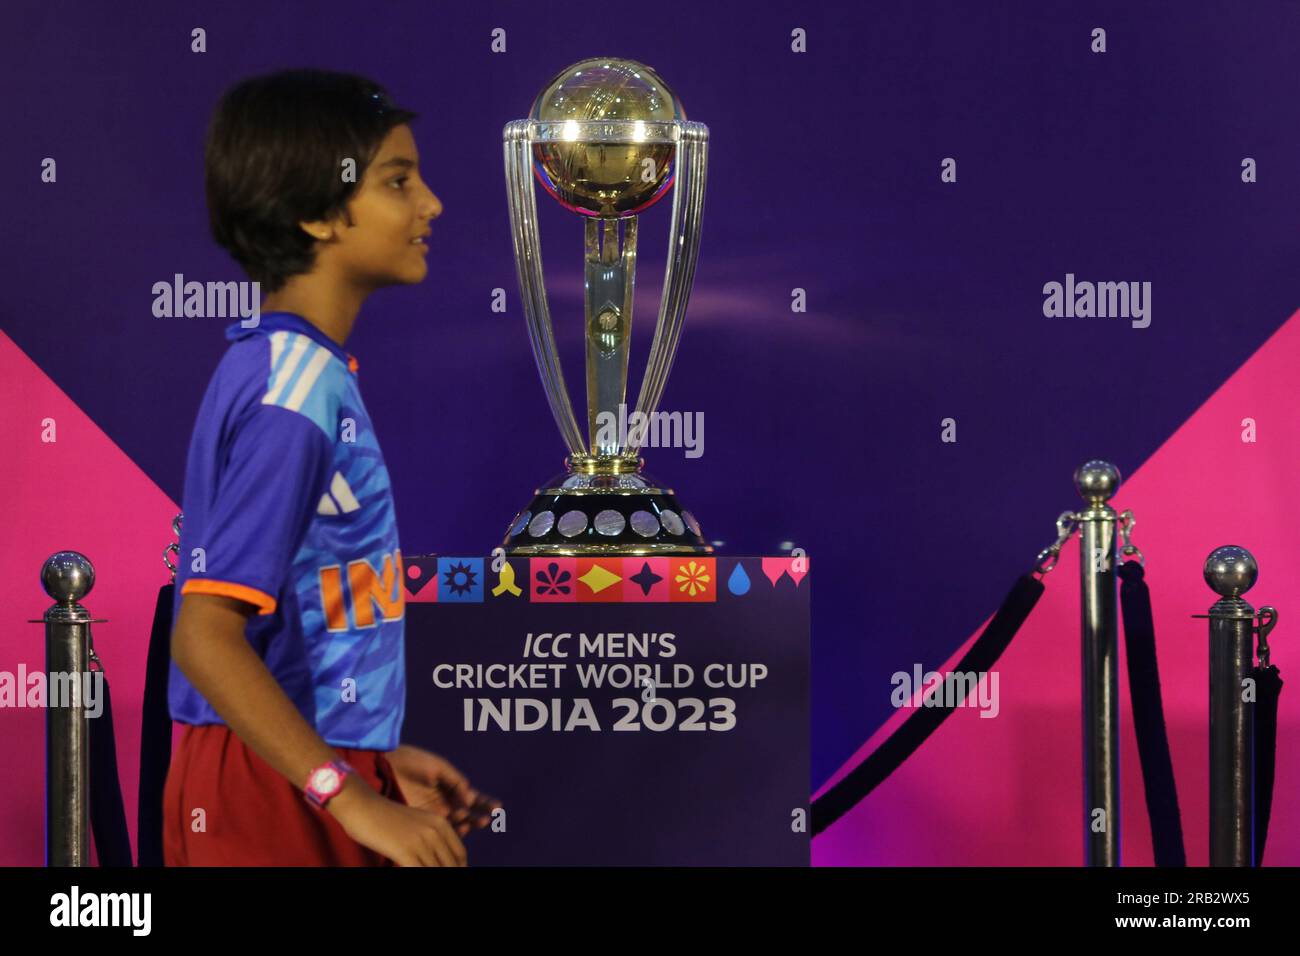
[163,723,408,867]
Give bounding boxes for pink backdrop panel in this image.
[815,311,1300,866]
[1,330,179,865]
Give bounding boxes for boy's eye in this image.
[390,176,409,190]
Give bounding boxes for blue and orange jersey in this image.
[168,311,406,751]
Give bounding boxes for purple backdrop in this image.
[5,0,1300,799]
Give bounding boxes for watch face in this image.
[311,767,341,794]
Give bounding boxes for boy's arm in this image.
[172,591,466,865]
[171,401,347,797]
[170,591,367,814]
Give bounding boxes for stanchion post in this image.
[29,551,103,867]
[1075,460,1121,866]
[1200,545,1274,867]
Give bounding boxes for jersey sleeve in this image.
[181,404,333,615]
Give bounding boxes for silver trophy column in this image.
[1075,461,1121,866]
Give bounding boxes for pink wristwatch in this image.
[303,758,356,809]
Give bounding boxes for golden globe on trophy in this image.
[502,57,711,556]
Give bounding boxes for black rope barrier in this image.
[812,562,1194,866]
[1118,559,1185,867]
[1254,661,1283,865]
[811,573,1045,836]
[88,663,133,867]
[137,582,175,867]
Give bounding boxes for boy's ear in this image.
[299,202,355,242]
[297,218,336,243]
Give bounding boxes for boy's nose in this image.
[424,190,443,221]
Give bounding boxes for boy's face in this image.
[309,124,442,287]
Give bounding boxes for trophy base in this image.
[502,468,713,556]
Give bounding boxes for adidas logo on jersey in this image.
[318,471,360,515]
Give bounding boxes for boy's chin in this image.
[380,262,428,286]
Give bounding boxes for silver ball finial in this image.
[1074,460,1121,502]
[40,551,95,604]
[1203,545,1258,598]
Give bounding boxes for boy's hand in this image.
[328,777,467,867]
[385,744,501,835]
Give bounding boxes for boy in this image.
[164,69,492,866]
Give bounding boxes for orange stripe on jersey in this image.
[181,579,277,615]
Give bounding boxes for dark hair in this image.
[205,69,418,294]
